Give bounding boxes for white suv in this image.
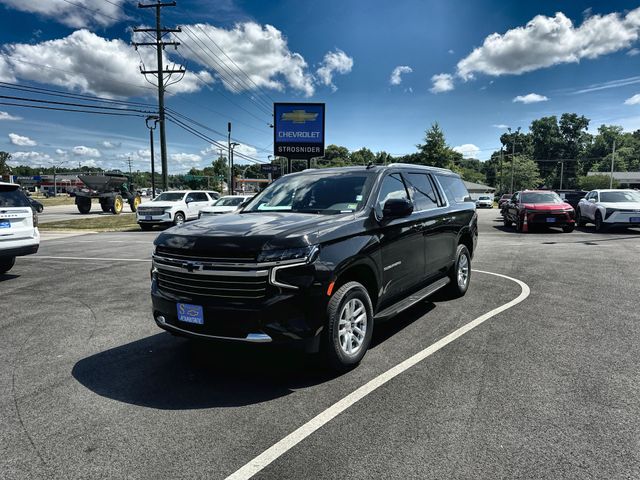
[576,189,640,231]
[0,182,40,273]
[136,190,216,230]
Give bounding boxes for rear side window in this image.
[0,186,30,207]
[405,173,439,210]
[191,192,208,202]
[436,175,472,204]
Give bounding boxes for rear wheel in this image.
[503,215,512,228]
[111,195,124,215]
[76,197,91,214]
[445,244,471,298]
[323,281,374,371]
[0,256,16,274]
[100,201,111,213]
[129,195,141,213]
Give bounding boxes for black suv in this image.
[151,165,478,369]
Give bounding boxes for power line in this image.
[0,94,154,115]
[0,101,146,117]
[60,0,123,24]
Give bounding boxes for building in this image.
[463,181,496,200]
[586,171,640,189]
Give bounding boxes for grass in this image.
[33,195,76,207]
[38,213,140,232]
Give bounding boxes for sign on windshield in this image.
[274,103,325,160]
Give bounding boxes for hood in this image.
[598,202,640,210]
[154,211,361,259]
[201,205,237,213]
[523,202,573,211]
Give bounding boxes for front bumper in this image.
[137,211,173,225]
[525,210,574,226]
[604,210,640,226]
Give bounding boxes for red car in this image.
[503,190,575,233]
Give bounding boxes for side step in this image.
[374,276,450,321]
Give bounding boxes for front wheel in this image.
[0,256,16,274]
[323,281,374,371]
[445,244,471,298]
[562,225,575,233]
[576,208,586,227]
[173,212,185,226]
[111,195,124,215]
[595,211,605,232]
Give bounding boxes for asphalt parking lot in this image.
[2,209,640,479]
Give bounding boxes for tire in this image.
[516,215,525,233]
[100,201,111,213]
[173,212,185,226]
[595,211,605,232]
[139,223,153,231]
[37,205,43,213]
[323,281,374,371]
[503,215,512,228]
[562,225,575,233]
[111,195,124,215]
[575,208,586,227]
[445,244,471,298]
[76,197,91,214]
[0,256,16,274]
[129,195,142,213]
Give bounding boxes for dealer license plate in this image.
[630,217,640,223]
[177,303,204,325]
[546,217,556,223]
[0,220,10,228]
[145,216,152,220]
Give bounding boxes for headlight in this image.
[257,245,319,264]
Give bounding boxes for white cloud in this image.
[0,111,21,121]
[627,48,640,56]
[457,8,640,80]
[9,151,52,166]
[448,49,455,54]
[453,144,481,158]
[624,94,640,105]
[72,145,101,157]
[1,29,208,98]
[492,124,510,129]
[178,22,316,97]
[8,133,36,146]
[430,73,454,93]
[513,93,548,104]
[170,153,202,164]
[55,148,67,157]
[316,49,354,92]
[0,0,127,28]
[100,141,121,149]
[390,66,412,85]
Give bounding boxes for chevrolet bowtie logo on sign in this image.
[274,103,325,160]
[281,110,319,124]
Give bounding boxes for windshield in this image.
[154,192,185,202]
[244,171,374,214]
[0,186,30,207]
[600,191,640,203]
[215,197,245,207]
[521,192,563,204]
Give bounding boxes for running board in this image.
[374,277,450,321]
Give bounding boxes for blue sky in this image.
[1,0,640,172]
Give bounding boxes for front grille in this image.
[530,212,568,223]
[156,246,255,263]
[156,267,268,299]
[138,207,165,216]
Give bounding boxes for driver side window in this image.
[377,174,409,210]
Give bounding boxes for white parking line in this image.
[226,270,531,480]
[31,256,151,262]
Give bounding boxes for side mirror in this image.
[382,198,413,220]
[588,198,596,203]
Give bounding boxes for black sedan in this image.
[29,198,44,213]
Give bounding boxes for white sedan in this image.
[576,189,640,231]
[198,195,253,218]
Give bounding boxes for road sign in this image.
[274,103,325,160]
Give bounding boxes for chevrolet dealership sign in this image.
[274,103,325,160]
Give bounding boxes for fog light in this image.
[156,315,166,324]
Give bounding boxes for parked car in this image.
[28,197,44,213]
[206,191,221,201]
[0,182,40,274]
[198,194,253,218]
[150,164,478,370]
[498,193,512,211]
[503,190,575,233]
[475,195,493,208]
[555,189,588,211]
[136,190,216,230]
[576,189,640,231]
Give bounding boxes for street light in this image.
[146,116,159,198]
[45,159,69,197]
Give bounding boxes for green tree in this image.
[320,144,350,167]
[416,122,462,168]
[506,155,542,191]
[578,174,619,190]
[350,147,375,165]
[0,151,11,176]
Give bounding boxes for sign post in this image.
[274,103,325,171]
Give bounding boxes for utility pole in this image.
[126,156,133,177]
[499,148,503,193]
[559,160,564,190]
[133,1,185,192]
[230,142,240,193]
[146,116,159,197]
[508,126,520,193]
[227,122,232,194]
[610,139,616,189]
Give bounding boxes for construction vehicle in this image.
[74,173,141,215]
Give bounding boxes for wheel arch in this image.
[332,261,379,311]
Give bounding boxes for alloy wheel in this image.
[457,253,470,290]
[338,298,367,356]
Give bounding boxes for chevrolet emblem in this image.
[281,110,318,124]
